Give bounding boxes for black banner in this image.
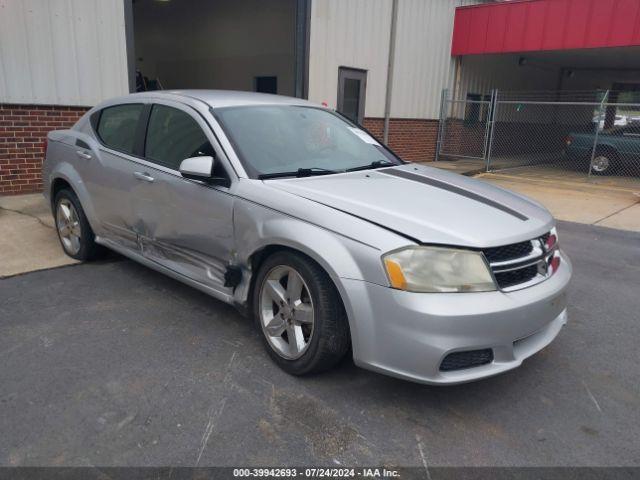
[0,467,638,480]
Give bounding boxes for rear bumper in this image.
[342,250,571,385]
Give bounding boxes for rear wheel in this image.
[54,189,104,261]
[253,251,350,375]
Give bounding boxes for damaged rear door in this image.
[133,100,235,296]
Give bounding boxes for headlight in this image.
[382,246,496,293]
[545,226,558,250]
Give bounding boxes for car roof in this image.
[101,89,316,109]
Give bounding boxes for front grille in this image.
[494,264,538,289]
[482,231,556,291]
[440,349,494,372]
[483,241,533,263]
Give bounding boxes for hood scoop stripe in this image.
[381,169,529,221]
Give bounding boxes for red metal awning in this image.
[452,0,640,56]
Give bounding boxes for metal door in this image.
[132,100,236,294]
[84,102,149,251]
[337,67,367,125]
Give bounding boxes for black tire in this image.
[53,188,105,261]
[252,251,350,376]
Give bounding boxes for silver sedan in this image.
[42,90,571,384]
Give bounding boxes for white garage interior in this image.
[132,0,305,97]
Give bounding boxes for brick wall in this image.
[363,118,439,163]
[0,104,89,195]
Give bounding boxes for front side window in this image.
[96,104,144,154]
[145,105,214,170]
[214,105,400,178]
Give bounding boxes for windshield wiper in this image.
[258,161,395,179]
[345,160,395,172]
[258,167,342,180]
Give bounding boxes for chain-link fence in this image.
[436,89,640,182]
[436,91,493,161]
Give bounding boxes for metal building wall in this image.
[390,0,472,119]
[308,0,478,120]
[0,0,130,107]
[307,0,393,117]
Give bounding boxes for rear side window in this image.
[96,104,144,154]
[145,105,214,170]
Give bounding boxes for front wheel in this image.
[253,251,350,375]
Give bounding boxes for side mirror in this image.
[179,156,214,181]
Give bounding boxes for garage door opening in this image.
[131,0,307,97]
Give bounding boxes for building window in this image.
[464,93,482,125]
[337,67,367,124]
[463,93,492,125]
[255,76,278,94]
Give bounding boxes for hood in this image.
[265,164,554,248]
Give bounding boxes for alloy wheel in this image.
[56,198,82,255]
[259,265,315,360]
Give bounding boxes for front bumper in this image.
[341,250,572,385]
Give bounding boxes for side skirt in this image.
[95,236,236,306]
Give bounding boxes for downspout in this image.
[294,0,311,99]
[383,0,399,145]
[123,0,136,93]
[452,56,462,102]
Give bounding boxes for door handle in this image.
[134,171,155,183]
[76,150,92,160]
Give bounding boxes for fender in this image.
[49,162,100,234]
[231,198,391,348]
[233,198,389,281]
[46,128,104,234]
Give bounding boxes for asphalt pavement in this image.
[1,221,639,467]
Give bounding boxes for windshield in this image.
[213,105,402,178]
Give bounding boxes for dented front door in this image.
[131,100,235,295]
[135,169,235,293]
